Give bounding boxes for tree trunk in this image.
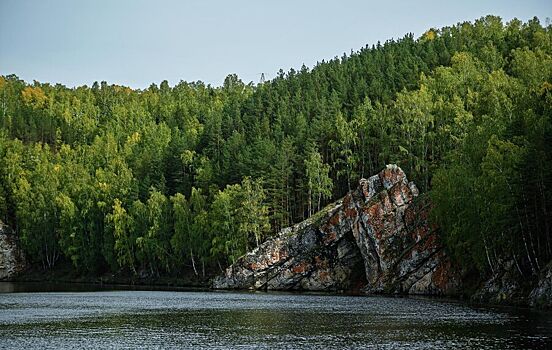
[308,188,312,217]
[317,192,322,213]
[483,236,495,274]
[190,250,198,276]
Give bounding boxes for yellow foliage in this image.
[129,132,141,143]
[113,85,133,94]
[423,30,436,41]
[0,76,5,90]
[125,132,141,152]
[540,81,552,95]
[21,86,47,109]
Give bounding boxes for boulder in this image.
[213,165,459,295]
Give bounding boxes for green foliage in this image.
[238,177,271,249]
[210,184,243,263]
[210,177,270,264]
[170,192,192,266]
[106,198,135,273]
[305,145,333,217]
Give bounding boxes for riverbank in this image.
[8,265,551,311]
[8,262,213,289]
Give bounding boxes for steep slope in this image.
[213,165,459,295]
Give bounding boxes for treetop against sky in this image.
[0,0,550,88]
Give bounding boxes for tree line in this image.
[0,16,550,279]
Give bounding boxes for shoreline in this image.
[3,272,548,312]
[5,263,213,290]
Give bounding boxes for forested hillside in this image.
[0,16,550,280]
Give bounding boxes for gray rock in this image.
[471,260,526,305]
[529,262,552,308]
[0,222,26,280]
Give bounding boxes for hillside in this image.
[0,16,550,298]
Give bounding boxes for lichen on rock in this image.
[213,165,459,295]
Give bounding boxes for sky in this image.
[0,0,550,89]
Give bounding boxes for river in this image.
[0,282,550,349]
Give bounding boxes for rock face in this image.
[529,262,552,308]
[470,260,552,308]
[471,260,526,305]
[213,165,459,295]
[0,222,26,280]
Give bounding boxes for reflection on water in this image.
[0,282,551,349]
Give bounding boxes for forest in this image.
[0,16,550,281]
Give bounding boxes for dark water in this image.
[0,282,551,349]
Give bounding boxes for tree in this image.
[330,112,358,192]
[170,192,193,271]
[267,137,294,232]
[189,187,210,276]
[305,145,333,217]
[106,198,136,274]
[135,189,170,275]
[210,185,242,264]
[238,177,270,249]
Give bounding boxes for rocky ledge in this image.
[213,165,460,295]
[0,221,26,280]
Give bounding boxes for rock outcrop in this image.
[529,262,552,308]
[471,259,527,305]
[470,260,552,308]
[0,222,26,280]
[213,165,459,295]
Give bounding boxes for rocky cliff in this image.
[0,222,26,280]
[213,165,459,295]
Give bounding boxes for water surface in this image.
[0,282,550,349]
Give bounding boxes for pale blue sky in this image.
[1,0,550,88]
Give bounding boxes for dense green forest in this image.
[0,16,550,280]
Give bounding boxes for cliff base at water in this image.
[213,165,552,308]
